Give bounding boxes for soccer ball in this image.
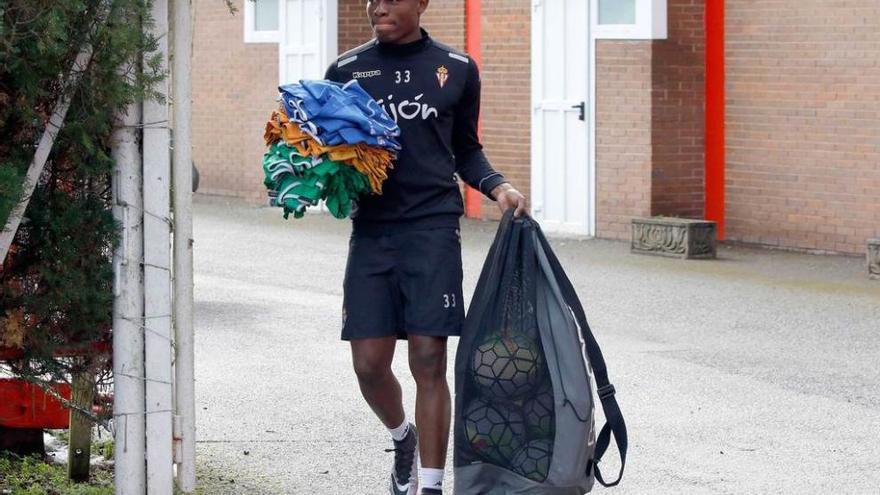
[471,330,544,401]
[511,439,554,482]
[462,398,526,465]
[522,324,541,342]
[522,386,555,439]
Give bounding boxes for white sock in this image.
[388,417,409,442]
[420,468,443,490]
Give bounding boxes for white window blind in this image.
[244,0,281,43]
[593,0,667,40]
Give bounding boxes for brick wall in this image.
[726,0,880,254]
[595,0,705,239]
[422,0,466,50]
[650,0,705,218]
[338,0,525,222]
[478,0,531,220]
[338,0,464,53]
[338,0,373,52]
[192,1,879,254]
[192,0,277,202]
[595,42,654,239]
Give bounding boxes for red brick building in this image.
[192,0,879,255]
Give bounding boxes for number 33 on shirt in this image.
[395,70,411,84]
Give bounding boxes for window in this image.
[593,0,667,40]
[244,0,281,43]
[599,0,636,25]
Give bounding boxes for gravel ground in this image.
[191,195,879,494]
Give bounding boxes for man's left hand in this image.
[491,183,528,218]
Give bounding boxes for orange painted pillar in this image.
[705,0,725,238]
[464,0,483,218]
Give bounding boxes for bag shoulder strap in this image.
[534,227,628,487]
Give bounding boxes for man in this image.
[324,1,527,493]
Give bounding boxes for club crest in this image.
[436,66,449,88]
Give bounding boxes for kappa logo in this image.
[436,66,449,88]
[352,69,382,79]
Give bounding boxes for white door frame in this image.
[587,6,597,237]
[278,0,338,86]
[324,0,338,70]
[530,0,597,237]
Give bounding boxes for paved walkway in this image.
[191,196,880,494]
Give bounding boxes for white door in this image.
[278,0,337,213]
[279,0,337,86]
[531,0,592,235]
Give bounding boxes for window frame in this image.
[592,0,667,40]
[244,0,281,44]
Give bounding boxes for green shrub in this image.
[0,452,113,494]
[1,0,162,404]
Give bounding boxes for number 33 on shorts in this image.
[443,293,457,309]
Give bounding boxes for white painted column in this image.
[143,0,174,492]
[171,0,196,491]
[112,97,146,495]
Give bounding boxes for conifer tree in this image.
[1,0,163,417]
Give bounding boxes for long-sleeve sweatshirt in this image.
[324,29,506,234]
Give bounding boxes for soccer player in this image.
[324,1,527,493]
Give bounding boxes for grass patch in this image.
[90,440,113,462]
[47,430,69,446]
[0,452,113,495]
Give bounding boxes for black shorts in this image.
[341,227,465,341]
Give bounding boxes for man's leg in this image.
[352,335,420,494]
[407,335,450,469]
[350,335,405,428]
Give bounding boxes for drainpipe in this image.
[705,0,725,239]
[465,0,483,218]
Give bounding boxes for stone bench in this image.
[631,217,717,259]
[869,238,879,280]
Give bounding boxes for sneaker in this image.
[421,489,443,495]
[386,423,419,495]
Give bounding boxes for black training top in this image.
[325,29,506,234]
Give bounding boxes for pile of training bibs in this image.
[262,79,401,219]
